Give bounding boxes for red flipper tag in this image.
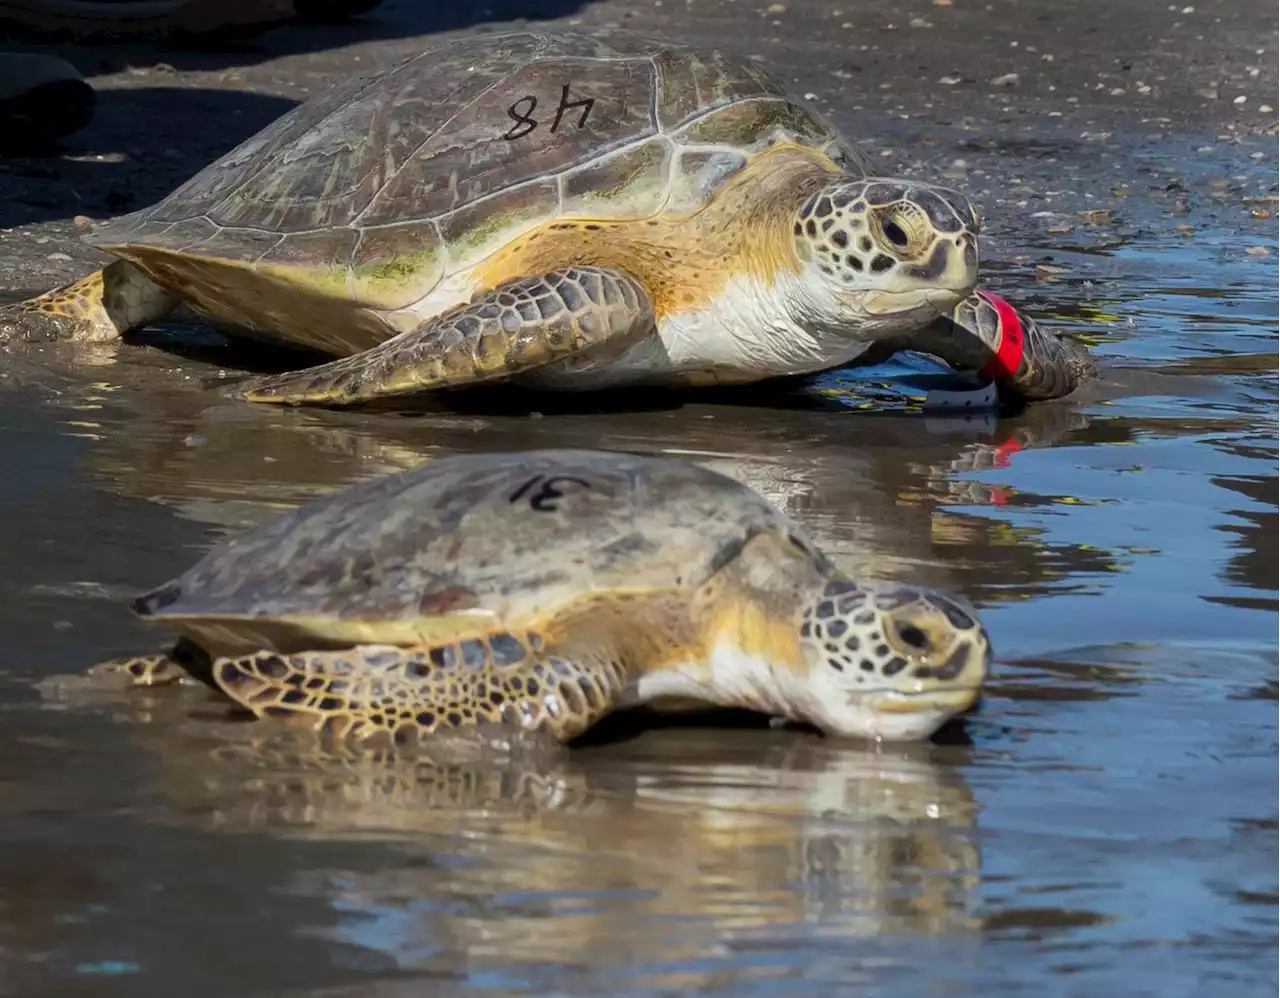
[976,290,1025,380]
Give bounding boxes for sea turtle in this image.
[0,31,1092,406]
[90,449,991,744]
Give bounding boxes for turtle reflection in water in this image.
[72,710,982,966]
[0,31,1093,406]
[87,450,991,745]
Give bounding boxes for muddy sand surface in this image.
[0,1,1276,996]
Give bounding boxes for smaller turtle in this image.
[90,449,990,744]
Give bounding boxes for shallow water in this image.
[1,167,1277,997]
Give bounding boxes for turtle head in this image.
[789,178,981,338]
[794,577,991,741]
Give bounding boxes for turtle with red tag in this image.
[1,30,1091,407]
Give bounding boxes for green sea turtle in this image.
[0,31,1092,406]
[91,449,991,744]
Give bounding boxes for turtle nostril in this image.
[895,622,930,651]
[882,219,909,248]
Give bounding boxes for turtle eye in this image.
[787,532,815,556]
[881,219,910,249]
[894,622,931,651]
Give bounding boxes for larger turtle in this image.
[92,449,991,744]
[0,31,1092,405]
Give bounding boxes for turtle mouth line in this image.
[859,288,965,316]
[857,686,982,713]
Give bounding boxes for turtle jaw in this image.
[853,286,972,337]
[807,689,981,742]
[859,287,967,316]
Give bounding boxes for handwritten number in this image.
[502,84,594,140]
[550,84,593,133]
[507,474,592,512]
[503,95,538,140]
[530,478,588,512]
[507,475,541,503]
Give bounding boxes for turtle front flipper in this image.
[900,290,1097,401]
[234,266,655,407]
[0,260,178,344]
[210,634,629,746]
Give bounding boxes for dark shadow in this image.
[105,310,1034,420]
[0,86,298,227]
[0,1,595,75]
[0,1,593,224]
[560,703,978,749]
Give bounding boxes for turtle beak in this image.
[860,288,960,315]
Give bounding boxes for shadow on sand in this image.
[0,1,593,224]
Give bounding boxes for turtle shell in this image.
[90,32,869,351]
[134,449,806,656]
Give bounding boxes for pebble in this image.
[765,2,786,11]
[1035,264,1070,282]
[46,252,72,261]
[1233,95,1248,105]
[1260,104,1274,113]
[1244,246,1270,256]
[1076,208,1112,224]
[73,214,93,229]
[989,73,1019,87]
[183,434,209,448]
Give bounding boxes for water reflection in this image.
[80,701,984,985]
[1207,449,1279,610]
[299,746,978,974]
[10,338,1118,600]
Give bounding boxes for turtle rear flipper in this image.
[232,266,655,406]
[85,633,214,687]
[87,653,189,686]
[0,260,178,344]
[36,650,187,707]
[211,633,629,746]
